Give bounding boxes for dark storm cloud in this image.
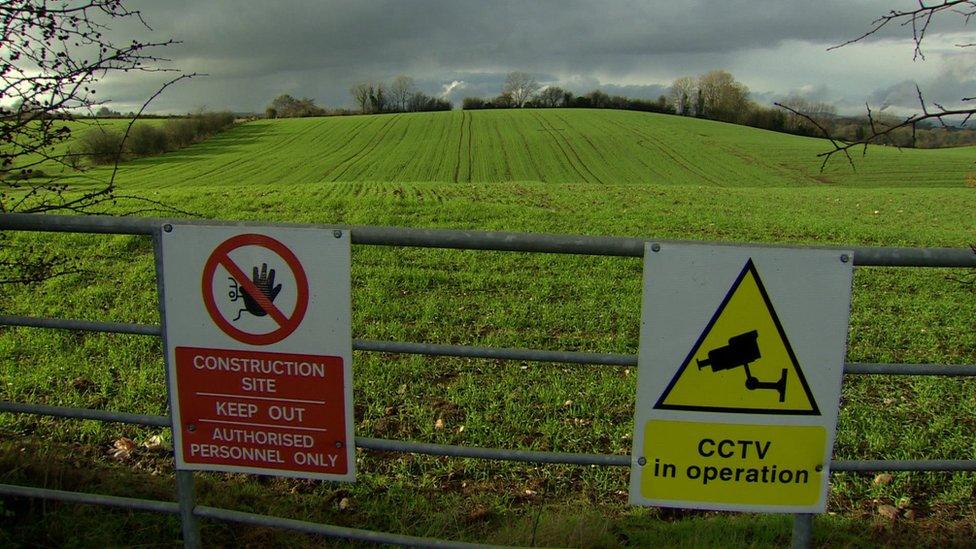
[98,0,970,112]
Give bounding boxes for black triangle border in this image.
[653,258,821,416]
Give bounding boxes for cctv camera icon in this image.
[697,330,787,402]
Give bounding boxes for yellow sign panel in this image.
[655,259,819,415]
[641,420,826,506]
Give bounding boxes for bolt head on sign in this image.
[629,244,853,513]
[161,224,355,482]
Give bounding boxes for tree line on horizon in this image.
[462,70,976,149]
[265,76,450,119]
[462,71,673,114]
[263,70,975,149]
[349,76,451,114]
[665,70,975,148]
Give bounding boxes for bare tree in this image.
[779,95,836,133]
[697,70,750,123]
[350,82,371,113]
[369,82,387,113]
[503,71,540,108]
[390,75,415,112]
[777,1,976,168]
[1,1,188,211]
[350,81,389,113]
[668,76,697,116]
[536,86,567,108]
[0,0,187,283]
[492,92,514,109]
[267,94,324,118]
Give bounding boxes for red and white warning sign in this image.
[201,233,309,345]
[161,224,354,481]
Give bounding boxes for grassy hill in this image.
[67,109,976,190]
[2,109,975,546]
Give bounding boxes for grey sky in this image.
[100,0,975,115]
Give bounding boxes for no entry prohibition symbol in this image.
[202,234,309,345]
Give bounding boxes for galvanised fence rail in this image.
[0,212,974,548]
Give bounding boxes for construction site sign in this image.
[161,225,355,482]
[629,244,853,513]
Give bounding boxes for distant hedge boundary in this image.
[79,111,236,165]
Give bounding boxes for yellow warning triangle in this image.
[654,259,820,415]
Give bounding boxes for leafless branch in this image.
[782,1,976,169]
[778,97,974,169]
[0,1,191,285]
[775,102,855,171]
[828,1,976,60]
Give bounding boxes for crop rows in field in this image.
[72,109,975,190]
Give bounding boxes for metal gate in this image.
[0,212,974,548]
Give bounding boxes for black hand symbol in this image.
[235,263,283,320]
[252,263,283,302]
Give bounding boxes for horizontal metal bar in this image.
[352,225,648,258]
[358,438,976,473]
[0,213,159,235]
[0,401,170,427]
[0,213,643,257]
[1,400,973,472]
[0,483,179,514]
[831,460,976,472]
[3,314,973,375]
[0,315,160,336]
[356,437,630,467]
[356,343,976,374]
[2,213,974,266]
[0,405,969,473]
[0,315,634,366]
[353,229,976,267]
[844,362,976,376]
[850,247,976,268]
[354,339,636,366]
[195,506,502,549]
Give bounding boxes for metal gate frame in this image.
[0,212,974,548]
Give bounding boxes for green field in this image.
[1,109,975,546]
[58,109,972,189]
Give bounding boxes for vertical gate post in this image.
[175,470,202,548]
[791,513,813,549]
[153,225,202,548]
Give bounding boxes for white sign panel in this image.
[161,224,355,481]
[629,244,853,513]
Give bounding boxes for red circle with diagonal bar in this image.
[202,234,309,345]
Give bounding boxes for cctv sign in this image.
[629,244,853,513]
[160,224,354,482]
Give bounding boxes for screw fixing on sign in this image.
[201,234,309,345]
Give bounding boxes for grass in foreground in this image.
[1,440,973,547]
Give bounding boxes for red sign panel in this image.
[174,346,349,475]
